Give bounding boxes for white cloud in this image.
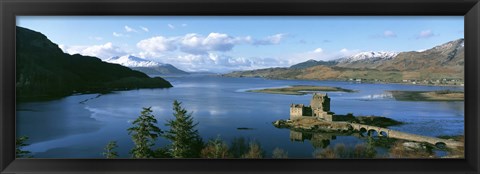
[371,30,397,39]
[137,36,178,57]
[140,26,149,32]
[416,29,436,39]
[168,24,175,29]
[124,25,137,33]
[135,32,290,71]
[136,32,287,56]
[253,33,287,45]
[113,32,127,37]
[155,53,288,73]
[208,53,250,67]
[59,42,127,59]
[179,33,245,54]
[137,32,251,56]
[313,48,323,53]
[383,30,397,38]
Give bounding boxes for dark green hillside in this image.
[290,59,338,69]
[131,64,190,75]
[16,26,172,101]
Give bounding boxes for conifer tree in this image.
[164,100,203,158]
[103,141,119,159]
[16,136,31,158]
[128,107,162,158]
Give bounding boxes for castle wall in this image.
[290,93,333,121]
[289,131,303,141]
[290,106,303,120]
[314,109,333,122]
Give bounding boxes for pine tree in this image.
[127,107,162,158]
[16,136,31,158]
[103,141,119,159]
[164,100,204,158]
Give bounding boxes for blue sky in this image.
[17,16,464,72]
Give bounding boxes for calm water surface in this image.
[16,75,464,158]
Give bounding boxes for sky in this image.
[17,16,464,73]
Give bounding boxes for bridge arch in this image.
[379,131,388,137]
[367,129,378,136]
[359,127,367,137]
[435,142,447,149]
[359,127,367,133]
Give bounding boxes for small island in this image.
[388,90,464,101]
[247,85,355,95]
[272,93,464,152]
[273,93,402,132]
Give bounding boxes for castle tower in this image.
[290,104,304,120]
[310,93,330,112]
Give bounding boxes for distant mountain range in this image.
[224,39,464,85]
[16,26,173,101]
[286,51,401,70]
[335,51,399,69]
[105,55,189,75]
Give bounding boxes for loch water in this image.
[16,75,464,158]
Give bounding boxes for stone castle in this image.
[290,93,333,121]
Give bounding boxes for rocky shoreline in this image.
[273,118,352,132]
[273,114,403,132]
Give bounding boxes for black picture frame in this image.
[1,0,479,173]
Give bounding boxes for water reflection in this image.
[290,130,338,148]
[289,130,384,149]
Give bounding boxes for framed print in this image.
[1,0,479,173]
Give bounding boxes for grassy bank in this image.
[388,90,464,101]
[247,85,355,95]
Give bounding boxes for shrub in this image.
[201,137,231,158]
[272,148,288,158]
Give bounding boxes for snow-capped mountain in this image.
[333,51,399,69]
[377,38,464,71]
[428,38,464,54]
[105,55,189,75]
[105,55,162,67]
[337,51,399,63]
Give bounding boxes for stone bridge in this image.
[348,123,463,148]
